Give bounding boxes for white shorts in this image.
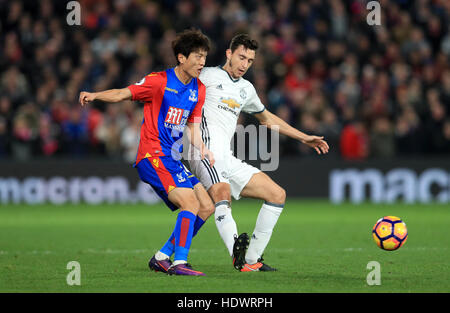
[187,148,260,200]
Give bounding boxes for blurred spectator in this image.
[0,96,13,130]
[0,117,9,157]
[442,119,450,153]
[395,106,426,155]
[38,113,59,156]
[370,117,396,158]
[340,121,369,160]
[318,108,341,157]
[424,100,447,154]
[269,105,298,156]
[121,110,143,163]
[85,107,104,153]
[0,66,29,106]
[95,102,128,160]
[298,112,320,156]
[61,106,89,156]
[440,70,450,113]
[11,114,36,161]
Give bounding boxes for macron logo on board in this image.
[330,168,450,204]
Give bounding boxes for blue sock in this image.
[193,216,206,237]
[173,210,196,262]
[160,215,206,257]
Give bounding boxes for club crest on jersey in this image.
[240,88,247,100]
[189,89,197,102]
[176,172,186,183]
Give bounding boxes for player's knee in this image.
[200,200,215,219]
[209,183,231,203]
[267,186,286,205]
[190,198,201,212]
[178,194,200,213]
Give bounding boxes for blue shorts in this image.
[136,156,200,211]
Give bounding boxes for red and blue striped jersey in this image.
[127,68,205,165]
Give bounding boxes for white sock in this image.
[214,200,238,257]
[245,201,284,265]
[155,251,170,261]
[172,260,187,266]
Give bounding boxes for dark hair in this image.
[229,34,259,52]
[172,29,211,64]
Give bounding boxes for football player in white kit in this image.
[187,34,329,272]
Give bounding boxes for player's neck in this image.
[221,61,241,82]
[174,66,192,85]
[222,63,240,80]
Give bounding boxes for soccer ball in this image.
[372,216,408,251]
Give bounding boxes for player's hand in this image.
[201,146,215,167]
[301,135,329,155]
[79,91,96,106]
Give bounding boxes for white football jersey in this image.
[199,66,265,155]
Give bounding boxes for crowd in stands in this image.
[0,0,449,162]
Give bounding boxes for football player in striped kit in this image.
[187,34,329,272]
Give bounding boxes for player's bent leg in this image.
[168,187,200,215]
[152,183,213,272]
[191,183,214,242]
[240,172,286,205]
[240,172,285,270]
[208,182,243,268]
[194,183,215,221]
[209,183,237,254]
[208,182,232,203]
[166,187,205,276]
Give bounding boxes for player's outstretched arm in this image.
[254,109,329,155]
[79,88,132,106]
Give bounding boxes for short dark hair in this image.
[172,29,211,64]
[229,34,259,52]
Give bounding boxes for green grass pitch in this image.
[0,199,449,293]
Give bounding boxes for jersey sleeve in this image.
[198,67,214,87]
[127,73,159,102]
[242,84,266,114]
[188,81,205,123]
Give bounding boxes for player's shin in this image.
[173,210,197,265]
[214,200,238,256]
[157,215,206,259]
[245,201,284,265]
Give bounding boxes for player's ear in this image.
[225,49,232,60]
[177,53,187,65]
